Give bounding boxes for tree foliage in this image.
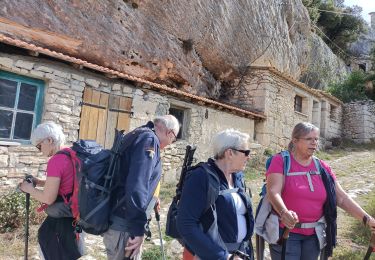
[327,71,375,102]
[302,0,366,59]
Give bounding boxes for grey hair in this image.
[288,122,319,151]
[30,121,66,148]
[212,129,249,159]
[154,115,180,136]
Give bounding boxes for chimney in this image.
[370,12,375,29]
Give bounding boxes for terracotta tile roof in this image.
[0,33,266,120]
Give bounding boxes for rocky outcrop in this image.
[350,25,375,57]
[0,0,311,98]
[300,33,349,90]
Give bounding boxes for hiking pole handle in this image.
[277,227,290,245]
[364,234,375,260]
[176,145,196,191]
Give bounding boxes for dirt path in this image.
[1,149,375,260]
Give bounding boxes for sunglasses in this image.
[232,148,251,156]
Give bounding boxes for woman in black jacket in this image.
[177,129,254,260]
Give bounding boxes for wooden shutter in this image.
[79,88,132,148]
[104,95,132,148]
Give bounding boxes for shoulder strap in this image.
[280,150,291,175]
[200,163,220,212]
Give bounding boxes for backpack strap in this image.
[280,150,291,175]
[55,148,81,220]
[218,188,239,196]
[200,163,220,212]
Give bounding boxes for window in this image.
[330,104,338,121]
[358,63,366,72]
[169,106,185,139]
[0,71,44,142]
[294,95,303,113]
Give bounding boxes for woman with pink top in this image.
[19,121,84,260]
[266,122,375,260]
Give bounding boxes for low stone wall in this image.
[343,100,375,143]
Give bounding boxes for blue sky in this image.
[344,0,375,24]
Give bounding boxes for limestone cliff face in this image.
[350,26,375,57]
[301,33,349,90]
[0,0,311,98]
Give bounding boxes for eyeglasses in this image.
[298,137,319,143]
[170,130,177,143]
[36,141,43,151]
[231,148,251,156]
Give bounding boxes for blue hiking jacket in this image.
[177,159,253,260]
[110,121,161,236]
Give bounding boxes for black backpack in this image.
[61,128,151,235]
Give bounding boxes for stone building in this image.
[0,36,265,189]
[227,66,343,149]
[0,34,346,190]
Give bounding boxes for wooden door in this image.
[79,88,132,148]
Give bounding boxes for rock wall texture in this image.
[343,100,375,143]
[300,33,349,90]
[0,0,311,98]
[0,52,256,192]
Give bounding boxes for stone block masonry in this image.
[0,52,257,192]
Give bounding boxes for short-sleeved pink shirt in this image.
[266,153,336,235]
[46,151,74,196]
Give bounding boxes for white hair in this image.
[154,115,180,136]
[30,121,66,147]
[212,129,250,159]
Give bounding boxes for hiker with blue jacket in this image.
[103,115,179,260]
[266,122,375,260]
[177,129,254,260]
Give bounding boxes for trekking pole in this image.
[154,206,166,260]
[364,233,375,260]
[277,227,290,260]
[24,175,33,260]
[256,234,265,260]
[25,192,30,260]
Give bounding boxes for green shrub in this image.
[142,245,170,260]
[0,191,45,233]
[263,148,274,157]
[327,71,374,102]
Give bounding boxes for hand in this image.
[227,254,243,260]
[125,236,144,258]
[280,210,299,229]
[367,217,375,233]
[19,180,34,194]
[154,197,160,212]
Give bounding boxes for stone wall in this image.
[0,52,256,191]
[343,100,375,143]
[229,69,343,150]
